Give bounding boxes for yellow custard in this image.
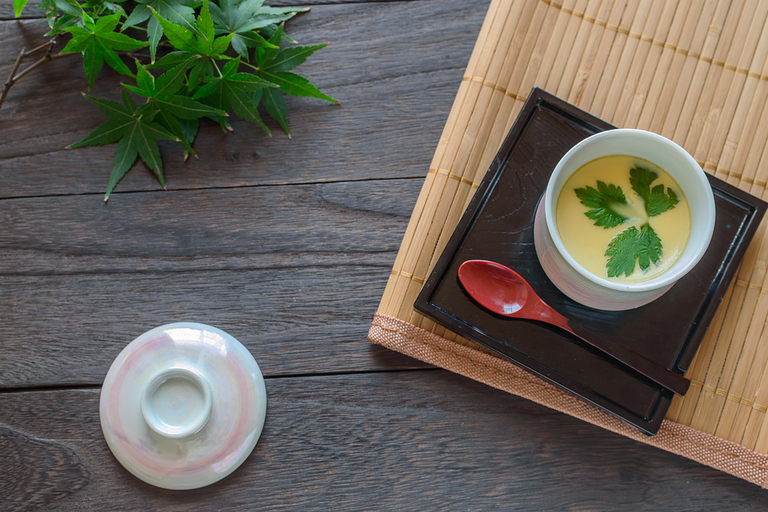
[556,155,691,283]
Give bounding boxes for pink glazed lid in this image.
[99,322,267,490]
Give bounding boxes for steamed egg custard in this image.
[556,155,691,283]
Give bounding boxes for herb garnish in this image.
[574,181,628,228]
[574,164,680,278]
[604,224,663,278]
[629,166,679,216]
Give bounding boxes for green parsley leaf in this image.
[629,165,680,217]
[68,90,180,201]
[62,13,147,89]
[605,223,663,278]
[574,181,629,229]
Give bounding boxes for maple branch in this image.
[26,39,58,57]
[0,38,153,113]
[119,51,152,62]
[0,37,69,112]
[13,52,71,83]
[0,47,26,111]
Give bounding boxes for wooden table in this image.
[3,0,768,509]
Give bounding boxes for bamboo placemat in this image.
[369,0,768,487]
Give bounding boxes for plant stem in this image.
[26,40,57,57]
[238,60,261,72]
[0,49,26,111]
[0,37,71,112]
[14,52,71,82]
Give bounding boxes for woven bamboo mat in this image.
[369,0,768,487]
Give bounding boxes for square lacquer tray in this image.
[414,88,768,435]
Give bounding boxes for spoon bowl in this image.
[458,259,527,315]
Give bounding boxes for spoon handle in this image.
[566,321,690,396]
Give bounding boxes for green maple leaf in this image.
[257,66,338,106]
[208,0,302,59]
[45,14,79,35]
[249,25,337,134]
[151,0,232,56]
[254,25,337,104]
[62,13,147,89]
[150,0,235,89]
[37,0,62,30]
[68,88,180,201]
[574,181,628,229]
[193,56,277,132]
[38,0,93,33]
[52,0,89,20]
[122,0,197,62]
[150,51,214,92]
[605,224,663,278]
[124,62,228,155]
[629,165,680,217]
[261,87,289,136]
[261,43,328,72]
[14,0,30,17]
[149,50,202,70]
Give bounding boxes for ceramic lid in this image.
[99,322,267,489]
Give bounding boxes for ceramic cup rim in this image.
[542,128,716,293]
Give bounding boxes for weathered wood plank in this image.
[2,371,768,510]
[0,67,454,198]
[0,179,424,387]
[0,263,424,388]
[0,0,435,20]
[0,269,418,388]
[0,179,420,274]
[0,425,91,509]
[0,0,486,198]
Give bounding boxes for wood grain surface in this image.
[3,0,768,508]
[0,0,480,197]
[3,372,768,511]
[0,179,429,388]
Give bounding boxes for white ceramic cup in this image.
[533,128,716,310]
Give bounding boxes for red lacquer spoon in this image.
[457,260,690,396]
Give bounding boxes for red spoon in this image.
[457,260,689,396]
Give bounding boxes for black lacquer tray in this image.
[414,88,768,434]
